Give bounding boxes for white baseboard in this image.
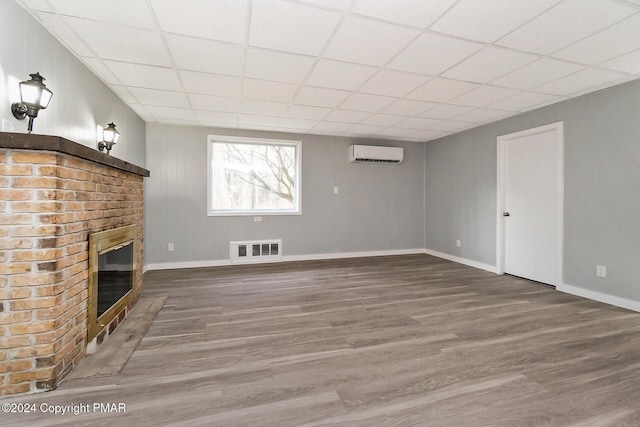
[557,283,640,313]
[422,248,499,274]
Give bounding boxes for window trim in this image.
[207,135,302,217]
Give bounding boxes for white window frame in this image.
[207,135,302,216]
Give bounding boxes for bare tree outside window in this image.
[208,137,301,215]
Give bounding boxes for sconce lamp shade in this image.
[11,72,53,133]
[102,122,120,144]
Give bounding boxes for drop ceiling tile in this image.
[601,49,640,74]
[497,0,636,54]
[82,57,120,84]
[535,68,628,95]
[429,120,475,132]
[150,0,248,44]
[313,121,353,132]
[128,104,151,119]
[240,100,289,116]
[381,99,438,116]
[246,48,316,84]
[65,17,171,66]
[431,0,561,42]
[489,92,563,111]
[239,114,280,127]
[285,105,332,120]
[48,0,156,29]
[491,58,586,89]
[453,108,513,123]
[188,94,240,112]
[389,33,483,76]
[361,114,407,127]
[418,104,474,120]
[35,13,93,57]
[195,110,238,125]
[145,105,196,121]
[552,13,640,65]
[408,78,478,102]
[375,127,416,138]
[323,16,419,66]
[406,129,447,140]
[359,70,430,97]
[339,93,396,112]
[277,118,318,130]
[450,86,521,107]
[306,59,378,90]
[166,35,244,76]
[298,0,352,10]
[346,124,387,134]
[250,0,341,55]
[324,110,371,123]
[180,70,242,97]
[294,86,351,107]
[351,0,457,28]
[109,86,137,104]
[397,117,440,129]
[20,0,54,12]
[443,46,538,83]
[243,79,299,103]
[105,61,182,90]
[128,87,190,108]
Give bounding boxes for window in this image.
[207,135,301,216]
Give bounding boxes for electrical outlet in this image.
[168,243,174,252]
[596,265,606,278]
[254,216,262,222]
[333,186,339,194]
[456,240,461,248]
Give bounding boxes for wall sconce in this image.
[98,122,120,155]
[11,72,53,133]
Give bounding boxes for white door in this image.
[497,122,563,286]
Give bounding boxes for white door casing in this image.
[496,122,564,286]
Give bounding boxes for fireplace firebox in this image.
[88,225,138,342]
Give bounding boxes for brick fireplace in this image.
[0,132,149,397]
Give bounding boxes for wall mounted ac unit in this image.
[348,145,403,164]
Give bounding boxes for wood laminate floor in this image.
[2,254,640,426]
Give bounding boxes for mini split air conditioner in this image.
[348,145,404,164]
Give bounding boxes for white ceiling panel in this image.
[166,35,245,76]
[294,87,351,108]
[250,0,341,55]
[245,48,316,84]
[408,78,479,102]
[188,94,239,112]
[431,0,561,43]
[535,68,628,95]
[359,70,429,97]
[150,0,248,44]
[18,0,640,143]
[105,61,182,91]
[552,13,640,65]
[389,33,483,76]
[491,58,586,89]
[443,46,538,83]
[65,17,172,66]
[306,59,377,91]
[179,70,242,97]
[351,0,457,28]
[242,79,299,103]
[128,87,190,108]
[339,93,396,112]
[323,16,419,66]
[48,0,156,29]
[450,86,521,107]
[497,0,636,54]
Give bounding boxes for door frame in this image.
[496,121,564,286]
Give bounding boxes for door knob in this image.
[503,212,510,217]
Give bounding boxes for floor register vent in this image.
[230,239,282,264]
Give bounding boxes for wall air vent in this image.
[348,144,404,164]
[230,239,282,264]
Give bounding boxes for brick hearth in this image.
[0,133,149,397]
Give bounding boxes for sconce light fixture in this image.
[98,122,120,155]
[11,72,53,133]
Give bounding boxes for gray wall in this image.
[145,124,425,265]
[425,78,640,303]
[0,1,146,166]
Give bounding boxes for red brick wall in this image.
[0,149,144,397]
